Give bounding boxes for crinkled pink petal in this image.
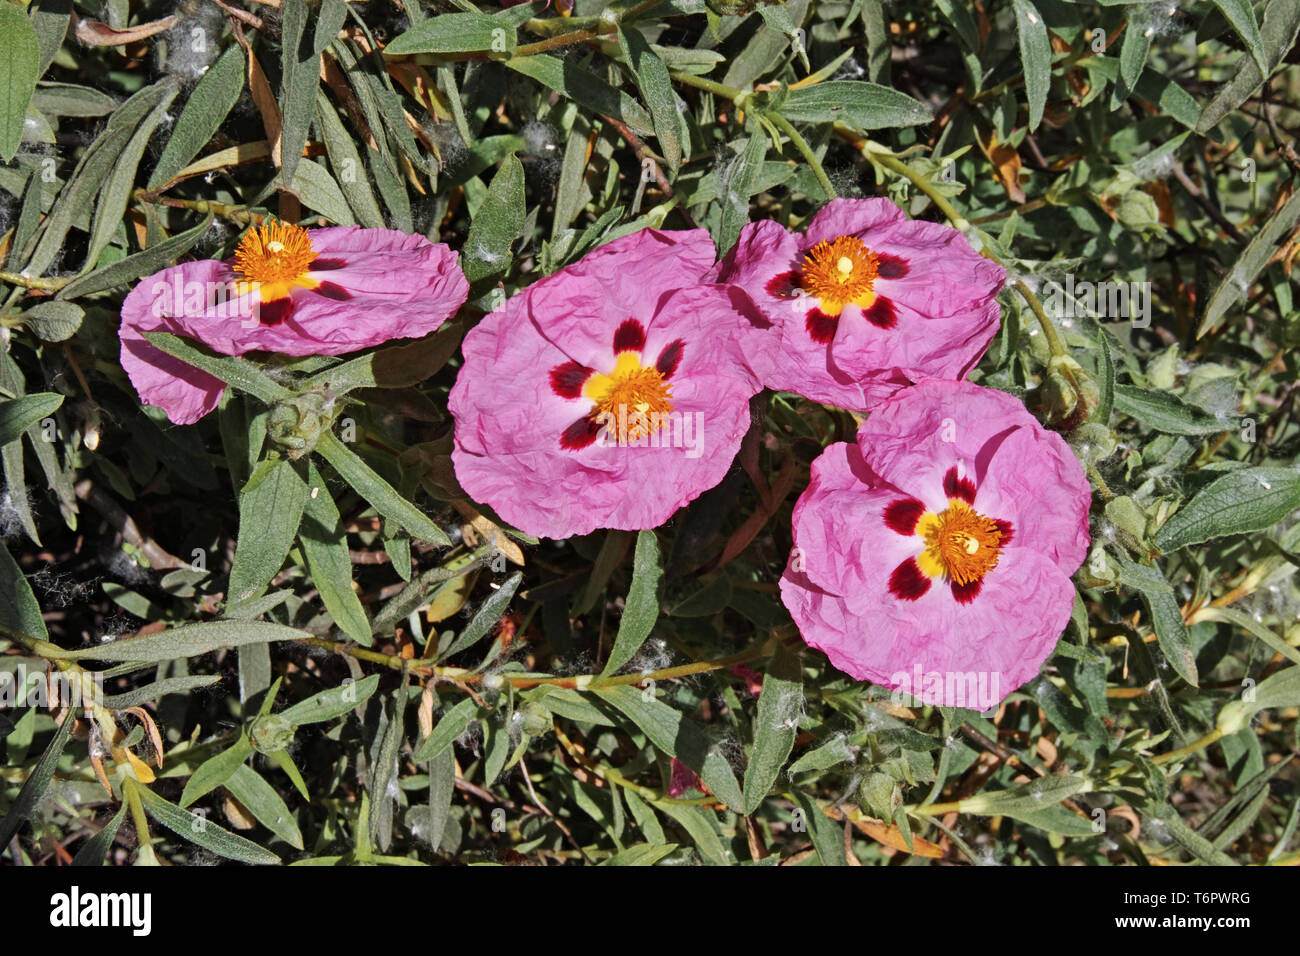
[781,381,1091,707]
[716,199,1005,411]
[450,238,764,540]
[118,228,468,422]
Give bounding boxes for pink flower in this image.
[119,223,468,424]
[780,380,1091,709]
[714,198,1006,412]
[667,758,710,798]
[449,228,765,540]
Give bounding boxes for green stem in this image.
[1151,728,1224,766]
[513,0,668,57]
[766,111,836,200]
[0,271,71,292]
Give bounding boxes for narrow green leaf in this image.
[1154,466,1300,552]
[180,734,255,808]
[0,392,63,448]
[57,214,214,299]
[316,431,450,546]
[1011,0,1052,130]
[225,764,304,850]
[600,530,662,678]
[286,158,357,225]
[618,27,682,172]
[412,696,479,762]
[1113,384,1229,436]
[149,43,245,188]
[131,780,281,865]
[600,842,678,866]
[61,620,308,662]
[1198,0,1300,132]
[0,709,75,852]
[506,54,653,135]
[71,803,128,867]
[0,6,40,162]
[780,81,931,129]
[1200,191,1300,336]
[300,463,372,645]
[593,685,744,810]
[1210,0,1270,74]
[141,332,294,406]
[385,12,515,55]
[742,644,803,814]
[228,458,310,605]
[463,153,525,283]
[791,790,847,866]
[279,674,381,726]
[439,571,522,661]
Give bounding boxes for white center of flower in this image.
[836,256,854,276]
[267,240,286,253]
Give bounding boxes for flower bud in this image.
[267,390,336,459]
[250,713,296,754]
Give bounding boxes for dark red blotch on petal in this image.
[765,270,800,298]
[805,307,838,344]
[888,557,931,601]
[613,318,646,354]
[943,467,977,504]
[877,254,909,279]
[313,282,351,301]
[656,340,684,379]
[994,518,1015,546]
[258,297,294,325]
[309,257,347,272]
[883,498,926,536]
[550,361,592,399]
[560,416,602,451]
[950,579,982,604]
[863,296,897,330]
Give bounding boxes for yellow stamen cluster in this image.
[233,221,317,285]
[799,235,880,314]
[916,501,1004,585]
[583,352,674,440]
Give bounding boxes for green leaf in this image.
[141,332,294,406]
[600,842,679,866]
[654,801,729,865]
[279,0,321,185]
[1010,0,1052,130]
[957,774,1093,816]
[384,12,515,55]
[1095,333,1115,424]
[149,43,246,188]
[286,158,357,226]
[618,27,682,172]
[779,81,931,130]
[439,571,522,661]
[180,734,255,808]
[15,301,83,342]
[61,620,308,662]
[0,5,40,162]
[56,214,214,299]
[300,463,372,645]
[742,644,803,814]
[1112,384,1229,436]
[1116,554,1198,687]
[593,685,744,810]
[102,675,221,709]
[1114,10,1153,107]
[0,392,63,448]
[228,458,310,605]
[315,431,450,546]
[0,709,75,853]
[71,803,128,867]
[1199,191,1300,336]
[130,779,281,865]
[1210,0,1270,75]
[791,790,847,866]
[599,530,663,678]
[463,153,525,283]
[225,764,305,850]
[1154,467,1300,552]
[300,328,464,393]
[412,696,479,762]
[315,91,387,228]
[1198,0,1300,132]
[279,674,381,726]
[507,54,653,136]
